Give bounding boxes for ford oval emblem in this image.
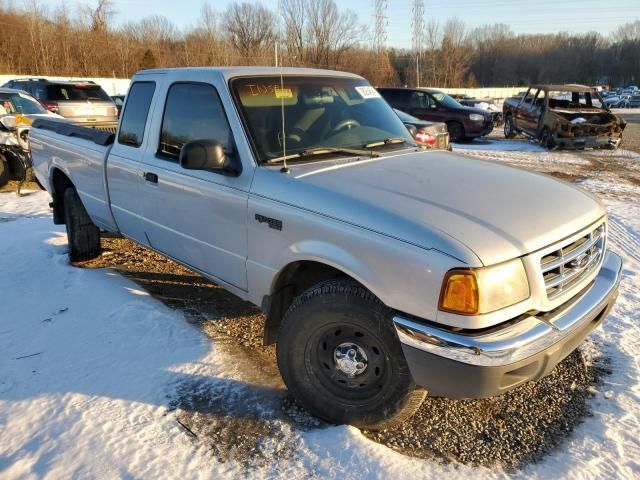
[570,252,590,269]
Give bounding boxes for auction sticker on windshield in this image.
[355,86,381,99]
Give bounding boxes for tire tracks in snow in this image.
[608,216,640,264]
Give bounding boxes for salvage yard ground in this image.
[1,126,639,478]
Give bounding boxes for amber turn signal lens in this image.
[439,271,479,315]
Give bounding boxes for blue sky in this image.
[47,0,639,48]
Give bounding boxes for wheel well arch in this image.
[51,168,74,224]
[262,260,366,346]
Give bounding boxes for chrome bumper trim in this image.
[394,251,622,367]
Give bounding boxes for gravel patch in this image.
[364,349,610,470]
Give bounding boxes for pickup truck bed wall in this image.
[32,118,115,146]
[30,123,116,231]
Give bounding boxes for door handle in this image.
[144,172,158,183]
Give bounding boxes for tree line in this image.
[0,0,638,88]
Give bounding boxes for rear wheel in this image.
[446,121,465,143]
[63,187,100,262]
[504,115,516,139]
[277,279,425,430]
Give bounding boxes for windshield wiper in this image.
[265,147,380,165]
[364,137,411,149]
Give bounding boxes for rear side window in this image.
[32,85,46,99]
[379,89,409,108]
[46,84,112,101]
[410,91,431,109]
[158,82,231,161]
[118,82,156,147]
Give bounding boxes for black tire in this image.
[504,114,517,139]
[63,187,100,261]
[446,121,465,143]
[277,279,426,430]
[0,155,9,187]
[539,127,555,149]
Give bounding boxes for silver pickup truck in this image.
[30,67,622,430]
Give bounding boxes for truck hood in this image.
[252,150,605,266]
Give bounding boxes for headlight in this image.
[439,259,529,315]
[469,113,484,122]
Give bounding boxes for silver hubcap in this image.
[334,342,368,377]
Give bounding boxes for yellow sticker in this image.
[275,87,293,99]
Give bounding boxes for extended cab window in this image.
[118,82,155,147]
[158,83,231,160]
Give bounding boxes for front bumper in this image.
[553,133,622,150]
[394,251,622,398]
[465,120,494,138]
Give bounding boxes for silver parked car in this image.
[2,78,118,123]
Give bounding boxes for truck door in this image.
[106,79,160,245]
[516,88,540,135]
[138,81,250,291]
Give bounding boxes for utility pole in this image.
[275,43,279,67]
[412,0,425,87]
[372,0,388,82]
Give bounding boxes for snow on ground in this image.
[1,145,639,479]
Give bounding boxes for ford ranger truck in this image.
[503,84,626,150]
[29,68,622,430]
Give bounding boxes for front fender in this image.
[246,196,470,323]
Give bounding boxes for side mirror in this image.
[179,140,238,175]
[404,123,418,138]
[0,115,17,130]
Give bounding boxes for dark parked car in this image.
[377,87,493,142]
[394,108,450,149]
[2,78,118,123]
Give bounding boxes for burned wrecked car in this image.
[0,88,60,189]
[503,84,626,149]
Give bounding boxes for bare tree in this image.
[222,2,277,63]
[281,0,306,64]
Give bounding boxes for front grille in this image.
[540,223,605,300]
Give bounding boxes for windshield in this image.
[46,84,112,102]
[548,91,604,109]
[231,76,415,164]
[0,91,47,115]
[431,92,462,109]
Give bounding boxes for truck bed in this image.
[30,119,118,231]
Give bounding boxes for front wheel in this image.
[446,122,465,143]
[539,127,555,149]
[504,115,516,139]
[276,279,425,430]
